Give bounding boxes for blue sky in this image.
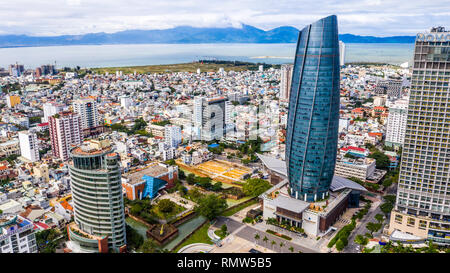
[1,0,449,36]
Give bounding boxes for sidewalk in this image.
[251,221,320,250]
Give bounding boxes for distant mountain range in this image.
[0,24,416,48]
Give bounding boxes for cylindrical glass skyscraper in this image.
[67,140,127,253]
[285,15,340,202]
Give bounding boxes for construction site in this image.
[176,159,252,187]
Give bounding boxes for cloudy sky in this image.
[1,0,449,36]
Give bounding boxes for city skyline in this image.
[0,0,449,37]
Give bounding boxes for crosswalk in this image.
[337,218,351,224]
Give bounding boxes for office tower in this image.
[164,124,182,148]
[280,64,294,100]
[6,95,20,108]
[49,111,82,161]
[389,27,450,245]
[385,98,408,149]
[339,41,346,66]
[0,215,37,253]
[43,102,65,122]
[285,15,340,202]
[193,96,227,141]
[18,131,39,162]
[67,139,126,253]
[73,98,99,130]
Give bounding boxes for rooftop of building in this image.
[123,163,171,185]
[261,179,355,216]
[71,139,112,156]
[337,155,375,166]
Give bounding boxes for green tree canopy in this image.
[336,239,345,251]
[368,151,390,170]
[195,194,228,221]
[242,178,272,197]
[158,199,175,214]
[139,239,159,253]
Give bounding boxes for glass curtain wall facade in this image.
[285,15,340,202]
[69,147,127,252]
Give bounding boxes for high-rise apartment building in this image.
[67,139,126,253]
[73,98,99,130]
[385,98,409,149]
[43,102,66,122]
[193,96,227,141]
[389,27,450,245]
[339,41,346,66]
[280,64,294,100]
[387,80,403,99]
[285,15,340,202]
[49,111,82,161]
[73,98,103,137]
[164,124,182,148]
[18,131,39,162]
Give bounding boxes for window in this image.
[419,220,427,230]
[407,217,416,227]
[395,214,403,224]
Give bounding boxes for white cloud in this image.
[0,0,449,36]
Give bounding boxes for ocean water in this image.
[0,43,414,69]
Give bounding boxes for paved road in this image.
[386,183,398,195]
[344,199,384,253]
[214,216,318,253]
[213,216,244,233]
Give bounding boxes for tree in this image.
[139,239,159,253]
[130,203,143,215]
[366,222,382,235]
[368,151,390,170]
[186,173,196,185]
[335,239,345,252]
[380,202,394,216]
[211,182,222,192]
[195,194,228,220]
[382,177,393,188]
[375,214,384,223]
[263,236,268,246]
[242,178,272,197]
[354,234,369,248]
[271,240,276,250]
[254,233,260,244]
[279,242,285,252]
[158,199,175,214]
[289,246,294,253]
[221,224,228,236]
[178,169,186,180]
[126,224,144,250]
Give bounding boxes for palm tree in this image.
[279,242,285,253]
[271,240,276,251]
[254,233,260,245]
[263,236,268,247]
